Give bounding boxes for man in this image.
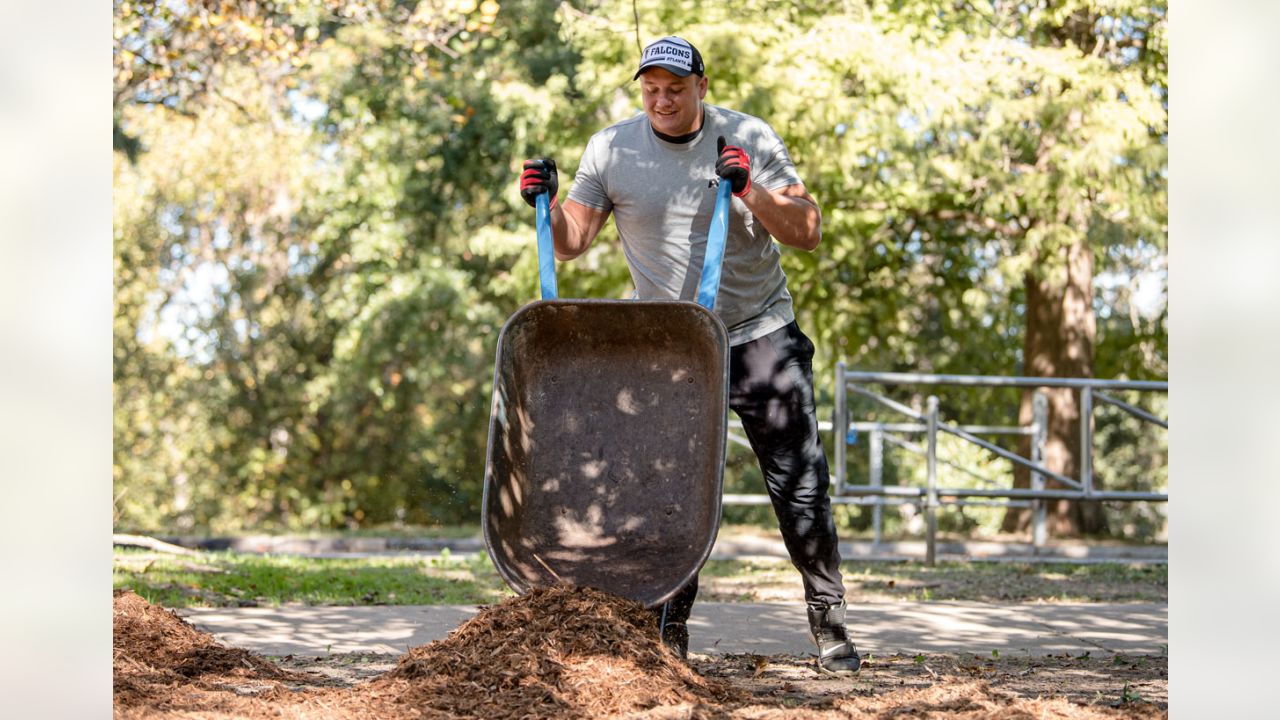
[517,35,860,676]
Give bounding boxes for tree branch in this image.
[960,0,1018,41]
[212,87,257,122]
[632,0,642,54]
[113,534,197,555]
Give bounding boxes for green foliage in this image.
[114,1,1166,536]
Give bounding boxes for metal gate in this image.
[723,367,1168,564]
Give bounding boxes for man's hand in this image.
[519,158,558,208]
[715,136,752,197]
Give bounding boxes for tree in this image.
[113,0,1166,538]
[647,1,1167,536]
[113,0,576,531]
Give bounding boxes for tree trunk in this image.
[1001,236,1108,536]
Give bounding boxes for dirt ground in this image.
[115,588,1167,719]
[281,651,1168,716]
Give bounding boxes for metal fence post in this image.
[1080,386,1093,497]
[1031,390,1048,550]
[870,425,883,545]
[834,361,847,495]
[925,396,939,566]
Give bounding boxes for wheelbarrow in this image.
[481,180,735,608]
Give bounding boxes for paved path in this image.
[180,601,1166,658]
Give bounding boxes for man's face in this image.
[639,68,708,137]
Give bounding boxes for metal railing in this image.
[720,369,1168,563]
[831,368,1168,563]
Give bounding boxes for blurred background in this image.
[112,0,1167,542]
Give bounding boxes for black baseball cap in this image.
[633,36,705,80]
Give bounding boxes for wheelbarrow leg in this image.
[652,580,697,659]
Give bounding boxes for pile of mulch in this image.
[336,583,741,718]
[113,588,1166,719]
[113,589,314,717]
[114,585,737,719]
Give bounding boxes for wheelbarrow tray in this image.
[481,298,729,608]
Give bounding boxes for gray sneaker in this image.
[807,601,861,676]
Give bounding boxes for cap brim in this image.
[633,62,694,80]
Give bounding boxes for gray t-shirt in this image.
[567,104,804,346]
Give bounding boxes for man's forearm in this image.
[550,206,581,258]
[551,206,586,260]
[740,185,822,251]
[552,199,608,260]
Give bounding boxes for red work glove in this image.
[715,136,751,197]
[519,158,558,208]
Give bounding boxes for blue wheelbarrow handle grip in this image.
[536,183,728,306]
[696,180,733,310]
[535,192,558,300]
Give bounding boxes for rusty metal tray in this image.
[481,299,728,607]
[481,182,735,608]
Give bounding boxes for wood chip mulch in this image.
[355,582,742,717]
[114,585,737,718]
[113,587,1166,719]
[113,588,314,717]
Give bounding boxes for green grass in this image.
[116,547,1166,608]
[113,548,511,608]
[700,558,1167,603]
